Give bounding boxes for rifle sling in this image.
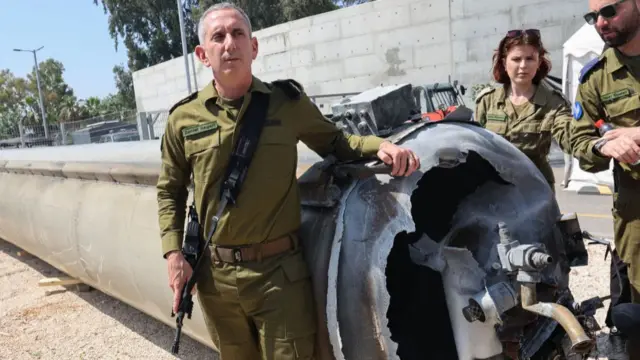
[219,91,270,206]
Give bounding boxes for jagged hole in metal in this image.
[385,151,510,360]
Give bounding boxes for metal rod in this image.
[32,48,49,140]
[190,53,198,90]
[177,0,192,93]
[14,46,48,140]
[520,282,594,355]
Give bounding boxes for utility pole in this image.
[176,0,192,93]
[14,46,49,140]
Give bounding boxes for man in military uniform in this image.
[570,0,640,357]
[156,3,419,359]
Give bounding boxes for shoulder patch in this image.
[579,57,604,84]
[475,86,496,103]
[169,91,199,114]
[271,79,303,100]
[572,101,584,120]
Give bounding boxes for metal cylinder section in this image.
[0,158,216,348]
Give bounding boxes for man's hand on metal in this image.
[599,135,640,164]
[376,141,420,177]
[166,251,195,313]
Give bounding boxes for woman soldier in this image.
[475,29,573,191]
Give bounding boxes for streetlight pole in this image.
[14,46,49,140]
[176,0,192,93]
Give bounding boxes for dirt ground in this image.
[0,236,616,360]
[0,238,218,360]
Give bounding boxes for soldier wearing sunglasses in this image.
[475,29,573,192]
[569,0,640,358]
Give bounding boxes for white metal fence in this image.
[0,92,372,149]
[0,110,140,149]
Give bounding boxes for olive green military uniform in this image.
[569,47,640,303]
[157,76,384,359]
[475,81,573,190]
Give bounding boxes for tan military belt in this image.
[212,233,298,263]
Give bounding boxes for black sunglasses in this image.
[506,29,541,38]
[584,0,626,25]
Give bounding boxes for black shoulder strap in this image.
[219,91,270,206]
[198,91,269,245]
[271,79,303,100]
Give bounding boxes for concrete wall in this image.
[132,0,589,113]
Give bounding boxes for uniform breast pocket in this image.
[249,127,297,194]
[184,130,221,178]
[485,120,507,135]
[605,94,640,126]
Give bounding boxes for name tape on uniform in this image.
[487,112,508,122]
[182,122,220,139]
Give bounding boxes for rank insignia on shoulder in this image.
[579,57,603,84]
[572,101,583,120]
[169,91,199,114]
[272,79,303,100]
[475,86,495,103]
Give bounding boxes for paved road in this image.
[552,164,614,238]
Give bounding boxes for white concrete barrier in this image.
[566,158,614,195]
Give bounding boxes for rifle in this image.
[169,91,270,354]
[170,200,203,354]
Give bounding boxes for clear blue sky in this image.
[0,0,129,100]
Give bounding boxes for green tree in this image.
[94,0,344,71]
[0,70,29,138]
[24,59,76,124]
[112,64,136,110]
[93,0,200,71]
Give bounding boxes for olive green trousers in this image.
[196,248,317,360]
[611,189,640,305]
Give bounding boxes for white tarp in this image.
[561,23,614,194]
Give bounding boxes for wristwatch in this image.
[593,138,608,156]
